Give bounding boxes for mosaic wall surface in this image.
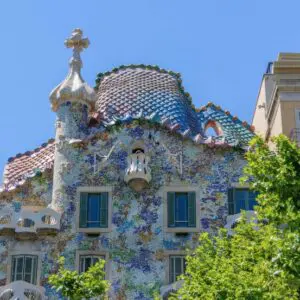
[0,103,247,299]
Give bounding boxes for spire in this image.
[49,29,96,111]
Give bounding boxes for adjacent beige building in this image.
[252,53,300,143]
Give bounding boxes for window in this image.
[79,255,105,273]
[167,192,196,228]
[79,192,108,228]
[204,120,223,137]
[11,255,38,284]
[169,255,186,283]
[228,188,258,215]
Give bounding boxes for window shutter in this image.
[100,192,108,228]
[79,193,88,228]
[167,192,175,227]
[169,257,175,283]
[188,192,196,227]
[228,188,234,215]
[11,256,16,282]
[32,256,38,285]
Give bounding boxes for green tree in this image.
[48,256,109,300]
[172,135,300,300]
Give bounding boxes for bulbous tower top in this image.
[49,28,96,111]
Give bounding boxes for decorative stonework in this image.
[0,281,46,300]
[125,151,151,191]
[0,28,257,299]
[49,29,95,111]
[0,207,61,237]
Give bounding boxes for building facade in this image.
[252,53,300,143]
[0,29,255,299]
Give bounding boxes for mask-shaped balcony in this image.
[0,207,61,239]
[0,281,46,300]
[124,150,151,192]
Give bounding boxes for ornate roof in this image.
[94,65,254,142]
[1,140,55,192]
[197,103,255,145]
[95,66,198,133]
[2,64,255,192]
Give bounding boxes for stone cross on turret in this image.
[64,28,90,71]
[49,28,95,112]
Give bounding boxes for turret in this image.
[49,29,95,211]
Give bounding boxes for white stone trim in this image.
[161,185,200,233]
[76,186,113,233]
[76,250,110,280]
[6,250,42,286]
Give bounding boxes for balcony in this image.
[0,207,61,239]
[0,281,46,300]
[225,211,257,235]
[290,128,300,145]
[124,150,151,192]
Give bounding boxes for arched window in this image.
[204,120,223,137]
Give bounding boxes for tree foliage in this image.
[48,256,109,300]
[173,135,300,299]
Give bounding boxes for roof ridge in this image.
[7,138,55,163]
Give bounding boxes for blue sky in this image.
[0,0,299,178]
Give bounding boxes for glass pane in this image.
[25,257,33,273]
[175,257,182,276]
[92,256,99,265]
[80,258,84,273]
[85,257,92,272]
[169,257,175,283]
[175,193,188,227]
[24,273,31,283]
[248,191,258,210]
[80,256,105,272]
[16,257,24,274]
[170,256,185,283]
[16,273,23,281]
[234,190,247,213]
[87,194,100,227]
